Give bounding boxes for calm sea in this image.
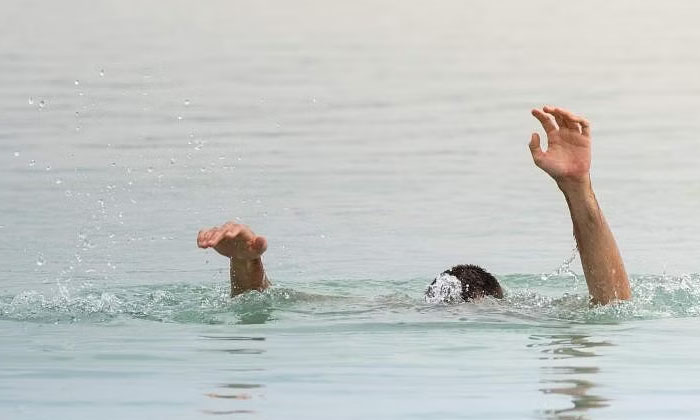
[2,0,700,418]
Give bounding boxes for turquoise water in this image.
[4,275,700,418]
[3,0,700,418]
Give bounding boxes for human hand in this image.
[529,106,592,189]
[197,222,267,260]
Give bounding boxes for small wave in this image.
[2,274,700,325]
[505,273,700,323]
[0,283,316,325]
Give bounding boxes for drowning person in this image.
[196,106,632,305]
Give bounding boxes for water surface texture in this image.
[2,0,700,418]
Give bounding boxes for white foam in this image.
[424,273,464,304]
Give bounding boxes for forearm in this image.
[230,258,270,297]
[560,178,631,304]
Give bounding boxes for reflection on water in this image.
[199,336,265,341]
[199,335,266,416]
[201,410,256,415]
[530,334,614,360]
[529,334,613,419]
[205,393,252,400]
[219,383,265,389]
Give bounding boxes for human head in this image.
[425,264,503,302]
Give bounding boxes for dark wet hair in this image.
[428,264,503,302]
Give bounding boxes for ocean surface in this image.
[2,0,700,418]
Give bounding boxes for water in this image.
[2,0,700,418]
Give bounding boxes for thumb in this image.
[529,133,544,166]
[252,236,268,255]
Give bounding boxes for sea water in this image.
[2,0,700,418]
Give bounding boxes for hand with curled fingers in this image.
[529,106,593,187]
[197,223,268,260]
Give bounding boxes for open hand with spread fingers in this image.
[530,106,592,188]
[528,106,631,304]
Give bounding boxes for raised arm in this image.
[529,106,631,305]
[197,222,270,297]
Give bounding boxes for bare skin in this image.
[530,106,631,304]
[198,106,631,305]
[196,223,270,297]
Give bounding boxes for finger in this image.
[532,109,557,133]
[223,225,243,241]
[569,121,583,134]
[557,108,584,133]
[222,221,239,229]
[543,106,567,130]
[564,111,591,136]
[575,117,591,137]
[208,229,229,247]
[197,230,208,248]
[529,133,544,167]
[235,225,256,243]
[252,236,268,255]
[581,121,591,137]
[204,228,219,246]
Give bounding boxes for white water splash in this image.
[424,273,464,304]
[542,244,580,287]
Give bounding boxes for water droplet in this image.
[38,100,46,109]
[99,69,105,77]
[45,165,52,171]
[36,255,46,266]
[78,92,84,97]
[75,126,81,132]
[28,159,36,167]
[177,116,183,121]
[75,111,80,117]
[170,158,176,165]
[55,179,63,185]
[13,151,20,157]
[28,97,34,105]
[65,190,73,197]
[74,79,80,86]
[184,99,191,106]
[147,167,154,173]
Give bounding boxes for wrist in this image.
[557,175,592,197]
[230,257,266,294]
[230,255,262,264]
[558,176,602,223]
